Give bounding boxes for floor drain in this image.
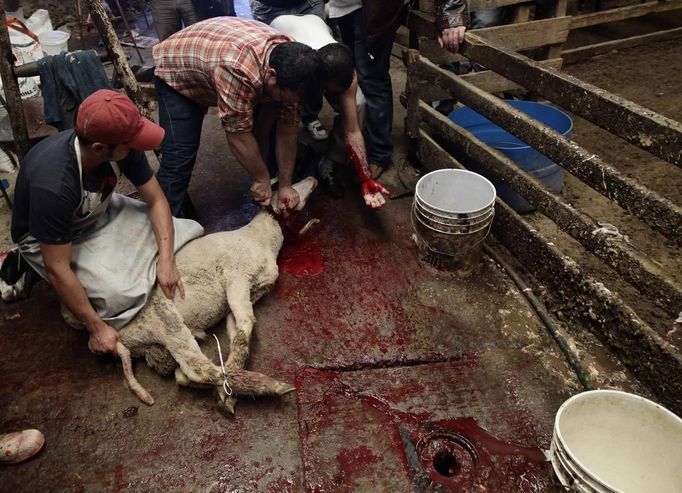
[433,449,460,477]
[415,430,479,485]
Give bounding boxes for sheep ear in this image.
[292,177,318,211]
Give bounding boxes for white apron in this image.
[17,147,203,329]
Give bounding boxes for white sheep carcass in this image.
[71,177,318,414]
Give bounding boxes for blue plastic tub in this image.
[448,100,573,213]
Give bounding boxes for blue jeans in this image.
[334,8,394,166]
[154,77,206,217]
[251,0,324,123]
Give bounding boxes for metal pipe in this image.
[111,0,144,64]
[12,51,109,78]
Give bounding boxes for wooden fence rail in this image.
[416,129,682,416]
[419,101,682,319]
[459,33,682,167]
[413,55,682,245]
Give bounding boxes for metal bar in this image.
[0,0,30,160]
[75,0,86,50]
[415,56,682,245]
[419,100,682,318]
[417,131,682,416]
[13,51,109,78]
[111,0,144,64]
[459,33,682,167]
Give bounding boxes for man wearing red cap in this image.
[10,89,204,355]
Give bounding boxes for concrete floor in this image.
[0,15,580,490]
[0,97,579,493]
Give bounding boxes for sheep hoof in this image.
[215,389,237,417]
[276,382,296,396]
[128,384,155,406]
[220,396,238,416]
[174,367,191,386]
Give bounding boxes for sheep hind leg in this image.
[166,330,293,398]
[220,283,260,413]
[152,301,292,407]
[219,314,239,413]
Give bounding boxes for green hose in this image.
[484,243,594,391]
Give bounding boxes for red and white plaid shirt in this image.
[153,17,298,133]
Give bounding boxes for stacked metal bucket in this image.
[411,169,496,271]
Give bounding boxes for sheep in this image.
[64,177,318,415]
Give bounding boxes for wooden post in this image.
[0,0,31,160]
[405,49,421,163]
[84,0,152,119]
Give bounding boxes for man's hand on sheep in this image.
[156,257,185,300]
[361,179,390,209]
[438,26,467,53]
[250,178,272,206]
[88,322,120,355]
[276,185,301,217]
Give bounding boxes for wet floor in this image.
[0,36,578,490]
[0,171,579,491]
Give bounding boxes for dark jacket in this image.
[363,0,470,49]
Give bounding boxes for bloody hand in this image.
[361,179,390,209]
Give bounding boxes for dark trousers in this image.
[154,77,206,217]
[151,0,199,41]
[334,8,394,165]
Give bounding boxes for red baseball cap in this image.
[75,89,164,150]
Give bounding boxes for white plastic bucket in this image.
[38,30,70,56]
[551,390,682,493]
[415,169,496,217]
[411,169,496,270]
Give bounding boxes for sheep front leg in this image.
[225,282,256,370]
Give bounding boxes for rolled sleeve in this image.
[215,65,258,133]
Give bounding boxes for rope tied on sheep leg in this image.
[212,334,233,396]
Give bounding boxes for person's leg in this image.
[343,9,394,171]
[250,0,278,24]
[154,77,205,217]
[178,0,199,29]
[151,0,182,41]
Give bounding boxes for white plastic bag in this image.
[2,9,53,99]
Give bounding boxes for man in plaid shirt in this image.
[153,17,320,218]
